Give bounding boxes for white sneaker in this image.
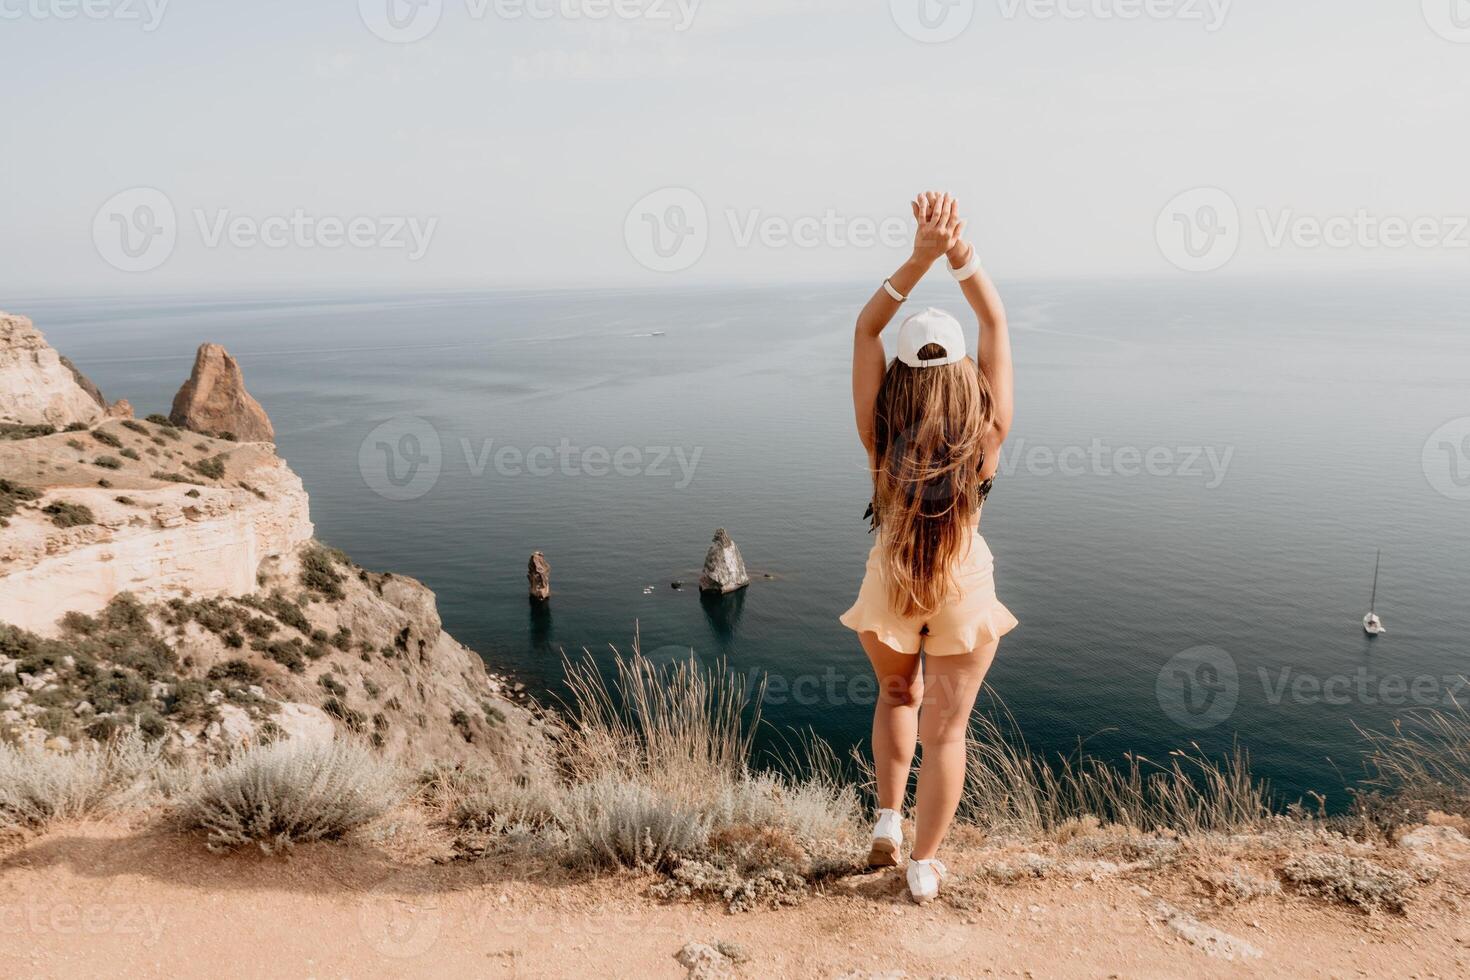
[906,858,947,904]
[867,808,903,868]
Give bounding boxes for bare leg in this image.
[859,632,923,812]
[911,640,998,861]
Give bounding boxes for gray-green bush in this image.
[178,738,399,852]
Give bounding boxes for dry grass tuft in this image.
[177,738,399,852]
[0,736,158,830]
[959,699,1273,838]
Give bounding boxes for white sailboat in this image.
[1362,549,1386,636]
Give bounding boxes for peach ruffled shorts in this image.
[839,532,1018,657]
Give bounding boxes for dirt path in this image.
[2,823,1466,979]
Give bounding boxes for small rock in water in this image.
[670,580,684,590]
[698,528,750,594]
[527,551,551,600]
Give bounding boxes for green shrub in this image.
[91,429,123,449]
[300,545,347,601]
[318,674,348,697]
[120,448,141,461]
[257,639,306,673]
[0,478,42,526]
[43,500,96,528]
[323,697,366,732]
[0,422,57,441]
[121,420,149,435]
[145,414,174,427]
[151,470,198,485]
[188,455,227,480]
[93,455,122,470]
[208,659,262,684]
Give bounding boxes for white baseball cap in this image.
[896,307,967,368]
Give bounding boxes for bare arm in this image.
[853,195,965,455]
[946,238,1013,476]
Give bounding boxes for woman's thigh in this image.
[920,640,999,736]
[860,631,923,706]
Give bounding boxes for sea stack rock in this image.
[698,528,750,594]
[528,551,551,601]
[169,343,275,442]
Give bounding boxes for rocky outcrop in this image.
[698,528,750,594]
[0,313,106,428]
[528,551,551,600]
[0,431,313,634]
[0,315,543,770]
[169,343,275,442]
[59,354,106,408]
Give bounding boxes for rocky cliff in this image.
[0,314,542,767]
[0,314,108,429]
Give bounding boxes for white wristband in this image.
[882,278,907,302]
[948,249,981,282]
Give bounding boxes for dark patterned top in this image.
[864,451,994,534]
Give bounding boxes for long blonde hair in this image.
[872,343,994,618]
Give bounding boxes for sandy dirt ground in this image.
[3,821,1468,979]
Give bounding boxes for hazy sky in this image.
[3,0,1467,294]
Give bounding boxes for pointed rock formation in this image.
[0,313,105,428]
[169,343,275,442]
[698,528,750,594]
[528,551,551,601]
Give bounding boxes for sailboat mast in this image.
[1370,549,1380,612]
